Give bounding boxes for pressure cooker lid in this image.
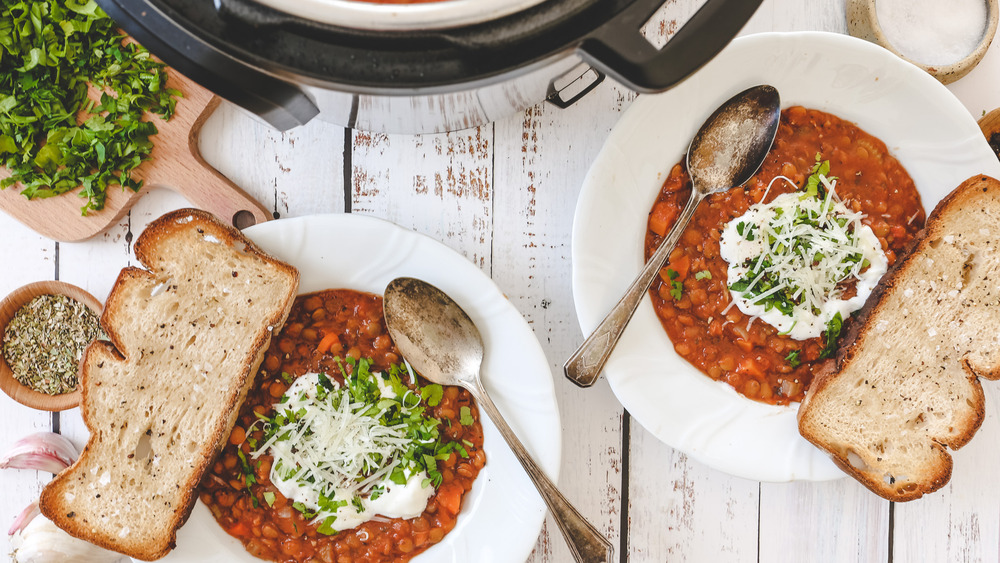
[250,0,553,31]
[98,0,761,129]
[110,0,626,91]
[104,0,764,90]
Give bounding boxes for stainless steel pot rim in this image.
[251,0,549,30]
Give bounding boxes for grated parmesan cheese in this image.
[253,372,433,532]
[719,172,888,339]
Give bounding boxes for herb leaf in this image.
[785,350,801,368]
[459,406,474,426]
[820,312,844,359]
[670,281,683,300]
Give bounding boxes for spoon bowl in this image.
[564,84,781,387]
[382,277,484,388]
[384,277,614,563]
[688,84,782,191]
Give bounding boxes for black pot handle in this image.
[97,0,319,131]
[578,0,763,92]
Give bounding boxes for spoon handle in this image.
[564,189,705,387]
[469,381,614,563]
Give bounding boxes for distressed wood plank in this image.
[758,480,888,562]
[744,0,848,34]
[627,444,759,562]
[199,104,346,219]
[892,385,1000,563]
[492,83,635,561]
[350,128,494,270]
[0,214,61,556]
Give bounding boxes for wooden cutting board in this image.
[0,68,271,242]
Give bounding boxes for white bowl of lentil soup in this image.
[571,31,1000,482]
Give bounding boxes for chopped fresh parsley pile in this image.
[0,0,180,214]
[248,358,473,535]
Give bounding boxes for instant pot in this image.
[97,0,762,133]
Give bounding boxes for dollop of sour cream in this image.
[719,172,887,340]
[258,372,434,532]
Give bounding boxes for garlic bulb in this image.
[5,433,124,562]
[0,432,77,474]
[10,512,128,563]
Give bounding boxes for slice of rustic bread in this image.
[39,208,298,560]
[798,175,1000,502]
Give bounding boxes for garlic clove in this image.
[8,502,39,536]
[10,513,128,563]
[0,432,77,474]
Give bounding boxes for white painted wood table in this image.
[3,0,1000,561]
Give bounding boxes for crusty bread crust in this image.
[39,209,298,559]
[799,175,1000,502]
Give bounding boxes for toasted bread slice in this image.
[39,209,299,559]
[798,175,1000,502]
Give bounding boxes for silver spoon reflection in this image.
[383,277,613,563]
[564,84,782,387]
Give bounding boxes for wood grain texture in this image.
[492,88,635,562]
[0,220,61,550]
[350,128,494,269]
[626,434,759,562]
[198,104,346,219]
[758,480,888,562]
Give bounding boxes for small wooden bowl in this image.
[847,0,999,84]
[0,281,103,411]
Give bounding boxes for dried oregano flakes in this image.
[3,293,106,395]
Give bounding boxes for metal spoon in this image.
[564,84,781,387]
[383,277,614,563]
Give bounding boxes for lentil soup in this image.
[199,289,485,562]
[644,107,925,405]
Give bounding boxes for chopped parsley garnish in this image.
[785,350,801,368]
[0,0,181,214]
[252,357,470,534]
[819,312,844,359]
[460,406,474,426]
[419,383,443,407]
[719,157,887,340]
[803,157,834,199]
[666,268,683,300]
